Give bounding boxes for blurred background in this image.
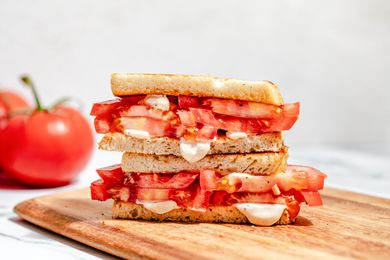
[0,0,389,193]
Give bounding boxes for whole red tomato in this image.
[0,91,29,129]
[0,76,93,187]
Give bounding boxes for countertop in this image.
[1,146,389,259]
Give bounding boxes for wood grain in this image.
[14,188,390,260]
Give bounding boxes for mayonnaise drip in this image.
[179,138,211,162]
[136,200,179,214]
[234,203,286,226]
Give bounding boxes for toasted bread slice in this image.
[99,132,284,155]
[111,73,284,105]
[121,148,288,175]
[113,201,293,225]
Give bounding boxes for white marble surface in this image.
[0,146,389,259]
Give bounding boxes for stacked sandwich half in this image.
[90,73,326,226]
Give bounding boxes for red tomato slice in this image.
[129,172,198,189]
[96,164,123,187]
[90,180,111,201]
[205,98,283,119]
[119,105,176,121]
[90,96,145,116]
[178,96,200,109]
[189,187,212,212]
[267,103,300,131]
[189,108,221,128]
[199,170,219,191]
[90,99,123,116]
[219,174,274,193]
[94,116,111,134]
[115,117,172,137]
[136,188,171,201]
[215,115,266,133]
[196,125,217,141]
[177,110,196,126]
[210,191,230,206]
[299,191,323,206]
[279,165,327,191]
[234,192,286,204]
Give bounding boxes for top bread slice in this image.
[111,73,284,105]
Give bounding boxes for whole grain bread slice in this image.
[111,73,284,105]
[99,132,284,155]
[121,148,288,175]
[112,201,292,225]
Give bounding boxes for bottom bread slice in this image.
[113,201,293,225]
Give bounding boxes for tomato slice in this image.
[234,192,286,204]
[115,117,173,137]
[299,191,323,206]
[210,191,230,206]
[199,170,219,191]
[178,96,200,109]
[267,103,300,131]
[136,188,171,201]
[90,96,145,116]
[119,105,176,121]
[129,172,198,189]
[94,116,111,134]
[196,125,217,141]
[96,164,123,187]
[189,187,211,212]
[90,99,122,116]
[90,180,111,201]
[278,165,327,191]
[205,98,283,119]
[189,108,221,128]
[177,110,196,126]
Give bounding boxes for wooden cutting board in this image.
[14,188,390,259]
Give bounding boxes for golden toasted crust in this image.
[112,201,293,225]
[111,73,284,105]
[99,132,284,155]
[121,148,288,175]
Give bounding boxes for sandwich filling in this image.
[91,165,326,226]
[91,95,299,162]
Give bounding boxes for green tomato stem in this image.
[20,75,44,111]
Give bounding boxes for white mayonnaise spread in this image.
[123,129,151,139]
[136,200,179,214]
[226,131,248,140]
[234,203,286,226]
[179,138,211,162]
[143,94,170,111]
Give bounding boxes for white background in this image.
[0,0,389,154]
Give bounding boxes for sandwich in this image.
[90,73,326,226]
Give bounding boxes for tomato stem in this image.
[20,75,44,111]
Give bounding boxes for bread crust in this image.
[121,148,288,175]
[112,201,293,225]
[111,73,284,105]
[99,132,284,155]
